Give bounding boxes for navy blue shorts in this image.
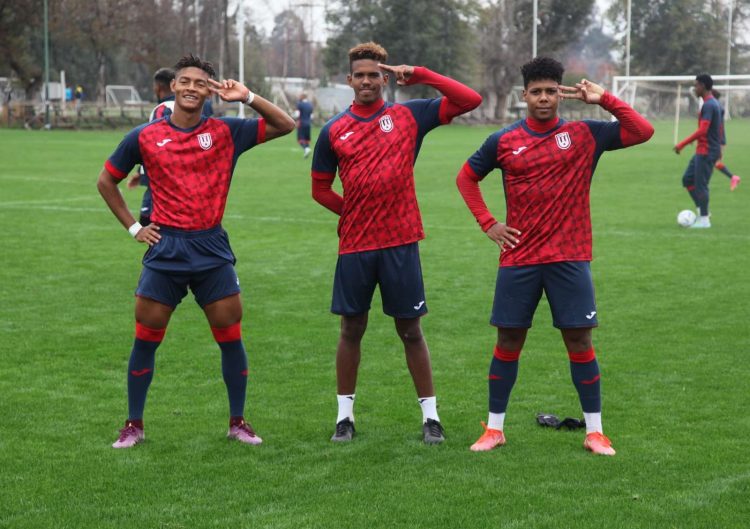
[682,154,717,190]
[297,124,311,142]
[331,242,427,318]
[135,225,240,308]
[490,261,598,329]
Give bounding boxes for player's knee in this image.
[340,315,367,342]
[497,328,526,351]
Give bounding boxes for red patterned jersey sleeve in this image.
[599,92,654,147]
[407,67,482,124]
[456,162,497,232]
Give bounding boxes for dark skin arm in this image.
[96,169,161,245]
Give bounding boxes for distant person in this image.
[674,74,722,228]
[711,89,740,191]
[127,68,176,226]
[296,92,314,158]
[97,54,295,449]
[311,41,482,444]
[74,85,84,114]
[456,56,653,456]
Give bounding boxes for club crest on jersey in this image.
[379,115,394,133]
[198,132,213,150]
[555,131,572,150]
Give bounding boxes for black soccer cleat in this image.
[331,418,355,442]
[422,418,445,444]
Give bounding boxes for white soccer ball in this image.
[677,209,696,227]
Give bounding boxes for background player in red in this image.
[674,74,723,228]
[127,67,176,226]
[97,54,295,448]
[311,42,481,444]
[456,57,653,455]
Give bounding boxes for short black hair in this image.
[521,57,564,88]
[174,54,215,78]
[696,73,713,90]
[153,67,175,88]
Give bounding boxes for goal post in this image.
[611,74,750,144]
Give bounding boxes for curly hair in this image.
[520,57,564,88]
[348,42,388,70]
[173,54,215,78]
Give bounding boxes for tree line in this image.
[1,0,747,120]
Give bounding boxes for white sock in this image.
[336,394,355,423]
[487,412,505,431]
[418,396,439,423]
[583,412,602,434]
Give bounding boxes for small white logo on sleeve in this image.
[585,311,597,320]
[413,301,425,310]
[339,131,354,141]
[555,131,572,150]
[156,138,172,147]
[512,146,527,155]
[198,132,213,150]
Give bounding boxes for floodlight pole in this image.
[532,0,538,58]
[625,0,631,78]
[43,0,51,129]
[725,0,733,119]
[238,2,245,118]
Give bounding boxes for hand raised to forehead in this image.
[208,78,248,102]
[378,64,414,86]
[559,79,605,104]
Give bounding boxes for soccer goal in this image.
[611,75,750,144]
[105,85,143,107]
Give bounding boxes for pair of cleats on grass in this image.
[469,413,615,456]
[112,418,262,448]
[331,417,446,445]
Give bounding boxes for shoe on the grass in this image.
[583,432,616,456]
[689,216,711,229]
[470,421,505,452]
[303,147,311,158]
[730,175,741,191]
[422,418,445,444]
[227,418,262,445]
[112,420,144,449]
[331,418,355,442]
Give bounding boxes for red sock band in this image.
[716,162,726,170]
[493,345,521,361]
[135,322,166,342]
[211,322,242,343]
[568,348,596,363]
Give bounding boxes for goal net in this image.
[611,75,750,144]
[105,85,143,107]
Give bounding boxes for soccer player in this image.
[456,57,653,456]
[674,74,722,228]
[127,67,176,226]
[311,42,482,444]
[711,89,741,191]
[97,54,295,448]
[296,92,314,158]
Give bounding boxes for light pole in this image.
[725,0,733,119]
[238,2,245,118]
[43,0,50,129]
[532,0,538,57]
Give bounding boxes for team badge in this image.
[555,131,572,150]
[379,115,394,133]
[198,132,213,150]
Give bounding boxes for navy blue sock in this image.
[213,324,248,418]
[489,346,521,414]
[568,348,601,413]
[127,324,165,420]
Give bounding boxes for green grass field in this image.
[1,118,749,529]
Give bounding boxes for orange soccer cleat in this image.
[470,421,506,452]
[583,432,616,456]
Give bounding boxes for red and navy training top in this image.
[105,116,266,230]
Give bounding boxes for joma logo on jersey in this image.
[198,133,213,150]
[379,115,394,133]
[555,131,572,150]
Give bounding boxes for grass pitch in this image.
[0,117,749,528]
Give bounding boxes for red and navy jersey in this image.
[139,96,176,184]
[312,98,443,254]
[698,96,722,155]
[467,117,624,266]
[105,116,265,230]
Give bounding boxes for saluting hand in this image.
[378,63,414,85]
[486,222,521,251]
[559,79,605,105]
[208,78,250,103]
